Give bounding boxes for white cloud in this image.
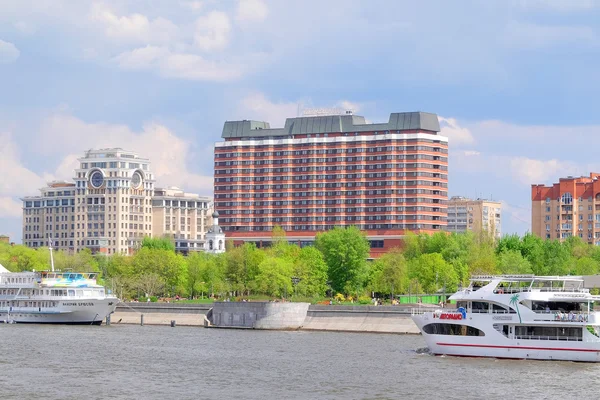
[0,132,47,198]
[236,0,268,22]
[463,150,481,156]
[181,1,203,11]
[337,100,361,113]
[239,93,301,127]
[0,39,20,64]
[115,45,243,81]
[439,116,475,147]
[194,11,231,51]
[91,3,180,45]
[36,113,213,193]
[13,21,36,35]
[508,157,580,185]
[0,197,23,218]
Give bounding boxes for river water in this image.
[0,324,597,400]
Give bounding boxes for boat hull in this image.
[412,315,600,362]
[0,297,118,325]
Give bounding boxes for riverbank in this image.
[111,302,429,334]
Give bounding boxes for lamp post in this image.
[291,276,301,298]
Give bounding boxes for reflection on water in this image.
[0,324,598,400]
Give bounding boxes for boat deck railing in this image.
[485,287,588,294]
[514,335,583,341]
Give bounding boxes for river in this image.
[0,324,597,399]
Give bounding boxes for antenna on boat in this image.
[47,234,55,272]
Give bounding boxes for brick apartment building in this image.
[532,172,600,244]
[214,111,448,256]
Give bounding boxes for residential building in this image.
[22,181,76,251]
[0,235,10,244]
[214,111,448,256]
[152,187,213,254]
[446,196,502,238]
[531,173,600,244]
[22,148,219,255]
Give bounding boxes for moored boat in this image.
[412,275,600,362]
[0,241,118,325]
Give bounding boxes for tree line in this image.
[2,228,600,301]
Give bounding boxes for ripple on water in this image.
[0,325,598,400]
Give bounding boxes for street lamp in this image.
[291,276,301,298]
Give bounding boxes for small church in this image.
[205,211,225,253]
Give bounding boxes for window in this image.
[422,323,485,336]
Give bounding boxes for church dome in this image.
[212,211,220,219]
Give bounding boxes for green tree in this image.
[497,250,532,274]
[293,246,328,297]
[186,252,211,299]
[408,252,458,294]
[571,257,599,275]
[371,248,408,298]
[141,236,175,252]
[315,226,370,294]
[255,257,293,297]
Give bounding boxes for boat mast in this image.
[47,234,55,272]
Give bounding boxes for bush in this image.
[334,293,345,302]
[358,296,372,305]
[150,296,158,302]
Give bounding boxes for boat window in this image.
[68,290,75,297]
[471,301,489,313]
[531,301,587,313]
[514,326,583,341]
[423,323,485,336]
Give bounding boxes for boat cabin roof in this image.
[470,274,584,283]
[40,271,97,280]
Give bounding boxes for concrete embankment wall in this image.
[111,303,211,326]
[302,305,420,334]
[209,302,310,329]
[111,302,424,334]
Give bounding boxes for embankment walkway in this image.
[111,302,431,334]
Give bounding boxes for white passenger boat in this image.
[412,275,600,362]
[0,243,118,325]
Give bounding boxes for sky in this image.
[1,0,600,242]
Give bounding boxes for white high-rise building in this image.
[22,148,223,255]
[23,148,155,255]
[73,148,155,254]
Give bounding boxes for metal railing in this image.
[514,335,582,342]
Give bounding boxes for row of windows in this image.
[218,137,445,150]
[216,172,448,182]
[215,155,448,166]
[222,223,443,232]
[216,164,449,175]
[216,203,444,211]
[216,146,448,157]
[221,215,445,223]
[215,181,448,191]
[216,193,445,203]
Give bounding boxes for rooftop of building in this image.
[448,196,501,205]
[45,181,76,188]
[154,187,212,200]
[79,148,149,161]
[221,111,440,139]
[532,172,600,187]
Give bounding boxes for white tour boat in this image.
[412,275,600,362]
[0,243,118,325]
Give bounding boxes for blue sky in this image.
[1,0,600,242]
